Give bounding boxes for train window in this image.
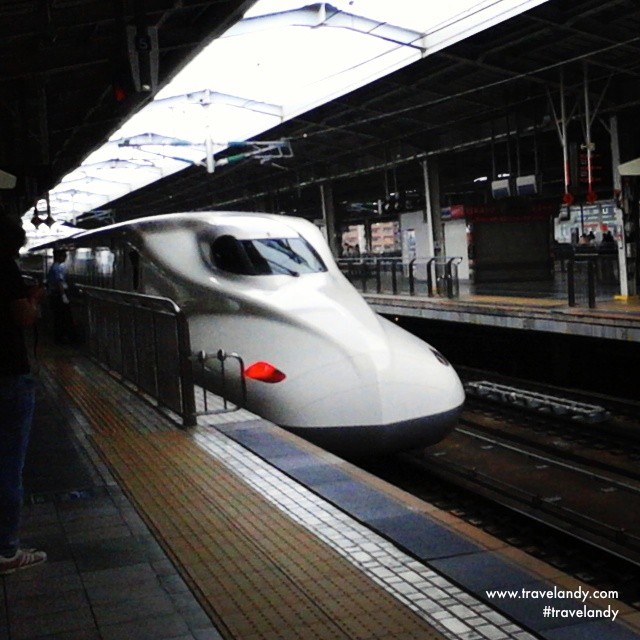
[129,250,140,290]
[94,248,115,285]
[211,235,326,276]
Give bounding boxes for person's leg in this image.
[0,375,35,557]
[0,374,46,574]
[50,294,65,343]
[62,301,77,343]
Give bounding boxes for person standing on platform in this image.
[0,215,47,574]
[46,249,76,344]
[600,230,618,282]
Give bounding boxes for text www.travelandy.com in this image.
[485,587,620,622]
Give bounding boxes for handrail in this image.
[566,256,600,308]
[78,285,197,426]
[444,257,463,299]
[192,349,248,414]
[338,256,463,298]
[79,284,182,314]
[75,286,255,426]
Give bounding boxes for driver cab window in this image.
[211,235,259,275]
[210,234,326,276]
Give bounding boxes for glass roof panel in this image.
[31,0,549,232]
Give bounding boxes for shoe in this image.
[0,548,47,575]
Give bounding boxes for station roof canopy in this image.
[0,0,252,209]
[4,0,640,234]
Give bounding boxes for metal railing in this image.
[337,256,463,298]
[565,254,618,308]
[79,286,198,426]
[192,349,247,414]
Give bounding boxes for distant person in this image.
[600,230,617,281]
[0,215,47,574]
[601,230,616,249]
[46,249,76,344]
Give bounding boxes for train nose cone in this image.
[382,329,466,421]
[284,318,465,457]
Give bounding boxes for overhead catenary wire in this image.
[287,33,640,143]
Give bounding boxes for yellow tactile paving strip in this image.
[44,358,446,640]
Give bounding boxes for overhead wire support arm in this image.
[546,68,579,206]
[115,85,292,173]
[116,132,293,174]
[582,62,595,203]
[580,62,613,204]
[117,133,198,147]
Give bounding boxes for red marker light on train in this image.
[244,361,286,383]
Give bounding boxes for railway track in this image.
[361,373,640,609]
[419,423,640,565]
[458,405,640,483]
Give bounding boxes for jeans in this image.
[0,374,36,557]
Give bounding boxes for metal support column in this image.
[320,182,339,257]
[618,170,639,297]
[422,158,441,257]
[608,115,630,297]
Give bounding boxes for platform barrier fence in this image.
[79,286,198,427]
[566,255,619,308]
[337,256,463,298]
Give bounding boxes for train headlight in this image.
[244,361,286,383]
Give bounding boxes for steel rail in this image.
[415,426,640,566]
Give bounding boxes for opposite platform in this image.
[364,291,640,342]
[3,346,640,640]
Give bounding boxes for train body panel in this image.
[34,211,464,456]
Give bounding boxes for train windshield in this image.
[210,235,327,276]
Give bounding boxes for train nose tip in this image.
[287,402,464,459]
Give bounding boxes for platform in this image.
[334,261,640,342]
[3,341,640,640]
[363,288,640,343]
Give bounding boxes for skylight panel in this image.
[30,0,549,231]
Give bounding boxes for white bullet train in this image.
[38,211,464,456]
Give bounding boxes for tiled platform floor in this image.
[3,345,640,640]
[2,355,223,640]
